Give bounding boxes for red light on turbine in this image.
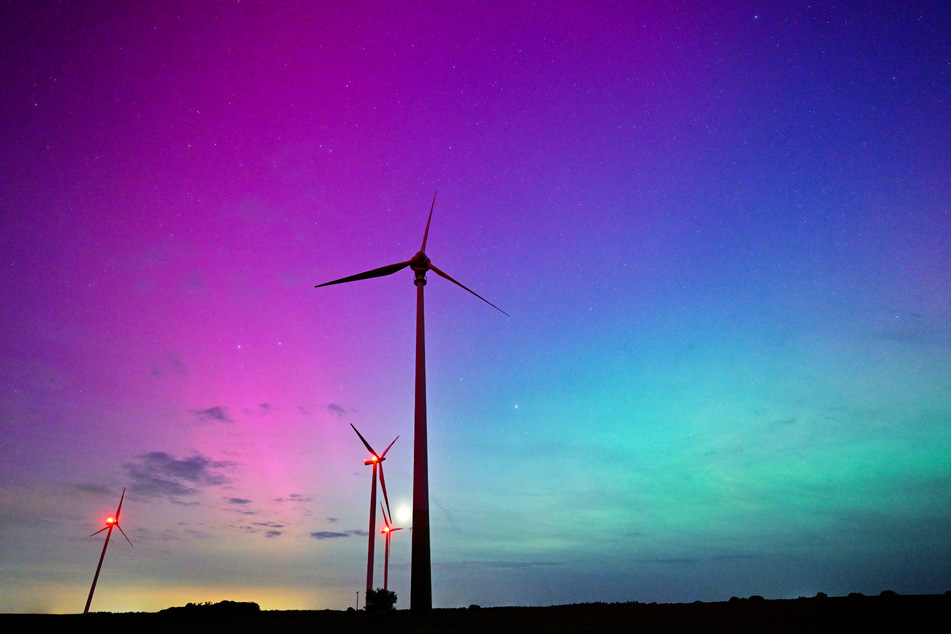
[106,517,116,525]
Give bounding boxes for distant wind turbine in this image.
[83,487,132,614]
[380,501,402,592]
[350,423,397,603]
[317,193,506,611]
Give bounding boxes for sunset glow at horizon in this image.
[1,0,949,614]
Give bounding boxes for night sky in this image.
[2,1,950,614]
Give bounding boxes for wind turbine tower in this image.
[83,487,133,614]
[317,194,506,611]
[380,501,402,591]
[350,423,397,602]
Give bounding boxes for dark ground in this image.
[3,593,949,633]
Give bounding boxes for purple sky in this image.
[1,1,950,613]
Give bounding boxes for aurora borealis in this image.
[1,1,949,613]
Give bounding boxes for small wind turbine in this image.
[350,423,397,603]
[318,194,506,611]
[380,501,402,592]
[83,487,132,614]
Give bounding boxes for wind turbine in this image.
[379,501,402,592]
[317,193,506,611]
[83,487,133,614]
[350,423,397,603]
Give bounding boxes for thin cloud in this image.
[309,528,366,540]
[227,497,252,505]
[124,451,237,497]
[151,353,188,378]
[275,493,312,503]
[310,531,351,540]
[436,560,563,571]
[326,403,347,418]
[190,406,233,423]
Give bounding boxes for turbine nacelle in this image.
[315,193,509,316]
[409,250,431,273]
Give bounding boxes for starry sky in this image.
[1,0,950,614]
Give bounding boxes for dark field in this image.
[4,594,949,633]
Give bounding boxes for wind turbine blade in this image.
[380,435,399,459]
[90,526,109,537]
[350,423,378,457]
[380,502,391,528]
[428,263,510,316]
[316,261,411,288]
[378,463,392,521]
[115,487,126,521]
[420,192,436,252]
[116,523,133,547]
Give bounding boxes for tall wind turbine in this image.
[380,501,402,592]
[350,423,397,603]
[83,487,133,614]
[317,193,506,611]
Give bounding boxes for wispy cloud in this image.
[309,528,367,540]
[310,531,351,539]
[326,403,347,418]
[327,403,347,418]
[253,521,285,538]
[435,560,563,571]
[150,353,188,378]
[124,451,237,497]
[190,406,233,423]
[227,497,252,505]
[275,493,312,503]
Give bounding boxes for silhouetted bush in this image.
[365,588,397,612]
[468,604,481,610]
[748,595,765,602]
[879,590,899,598]
[814,592,828,600]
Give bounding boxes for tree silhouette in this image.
[366,588,397,612]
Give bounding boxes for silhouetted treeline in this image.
[159,600,260,616]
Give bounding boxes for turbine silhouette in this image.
[350,423,397,604]
[379,501,402,592]
[318,194,506,611]
[83,487,132,614]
